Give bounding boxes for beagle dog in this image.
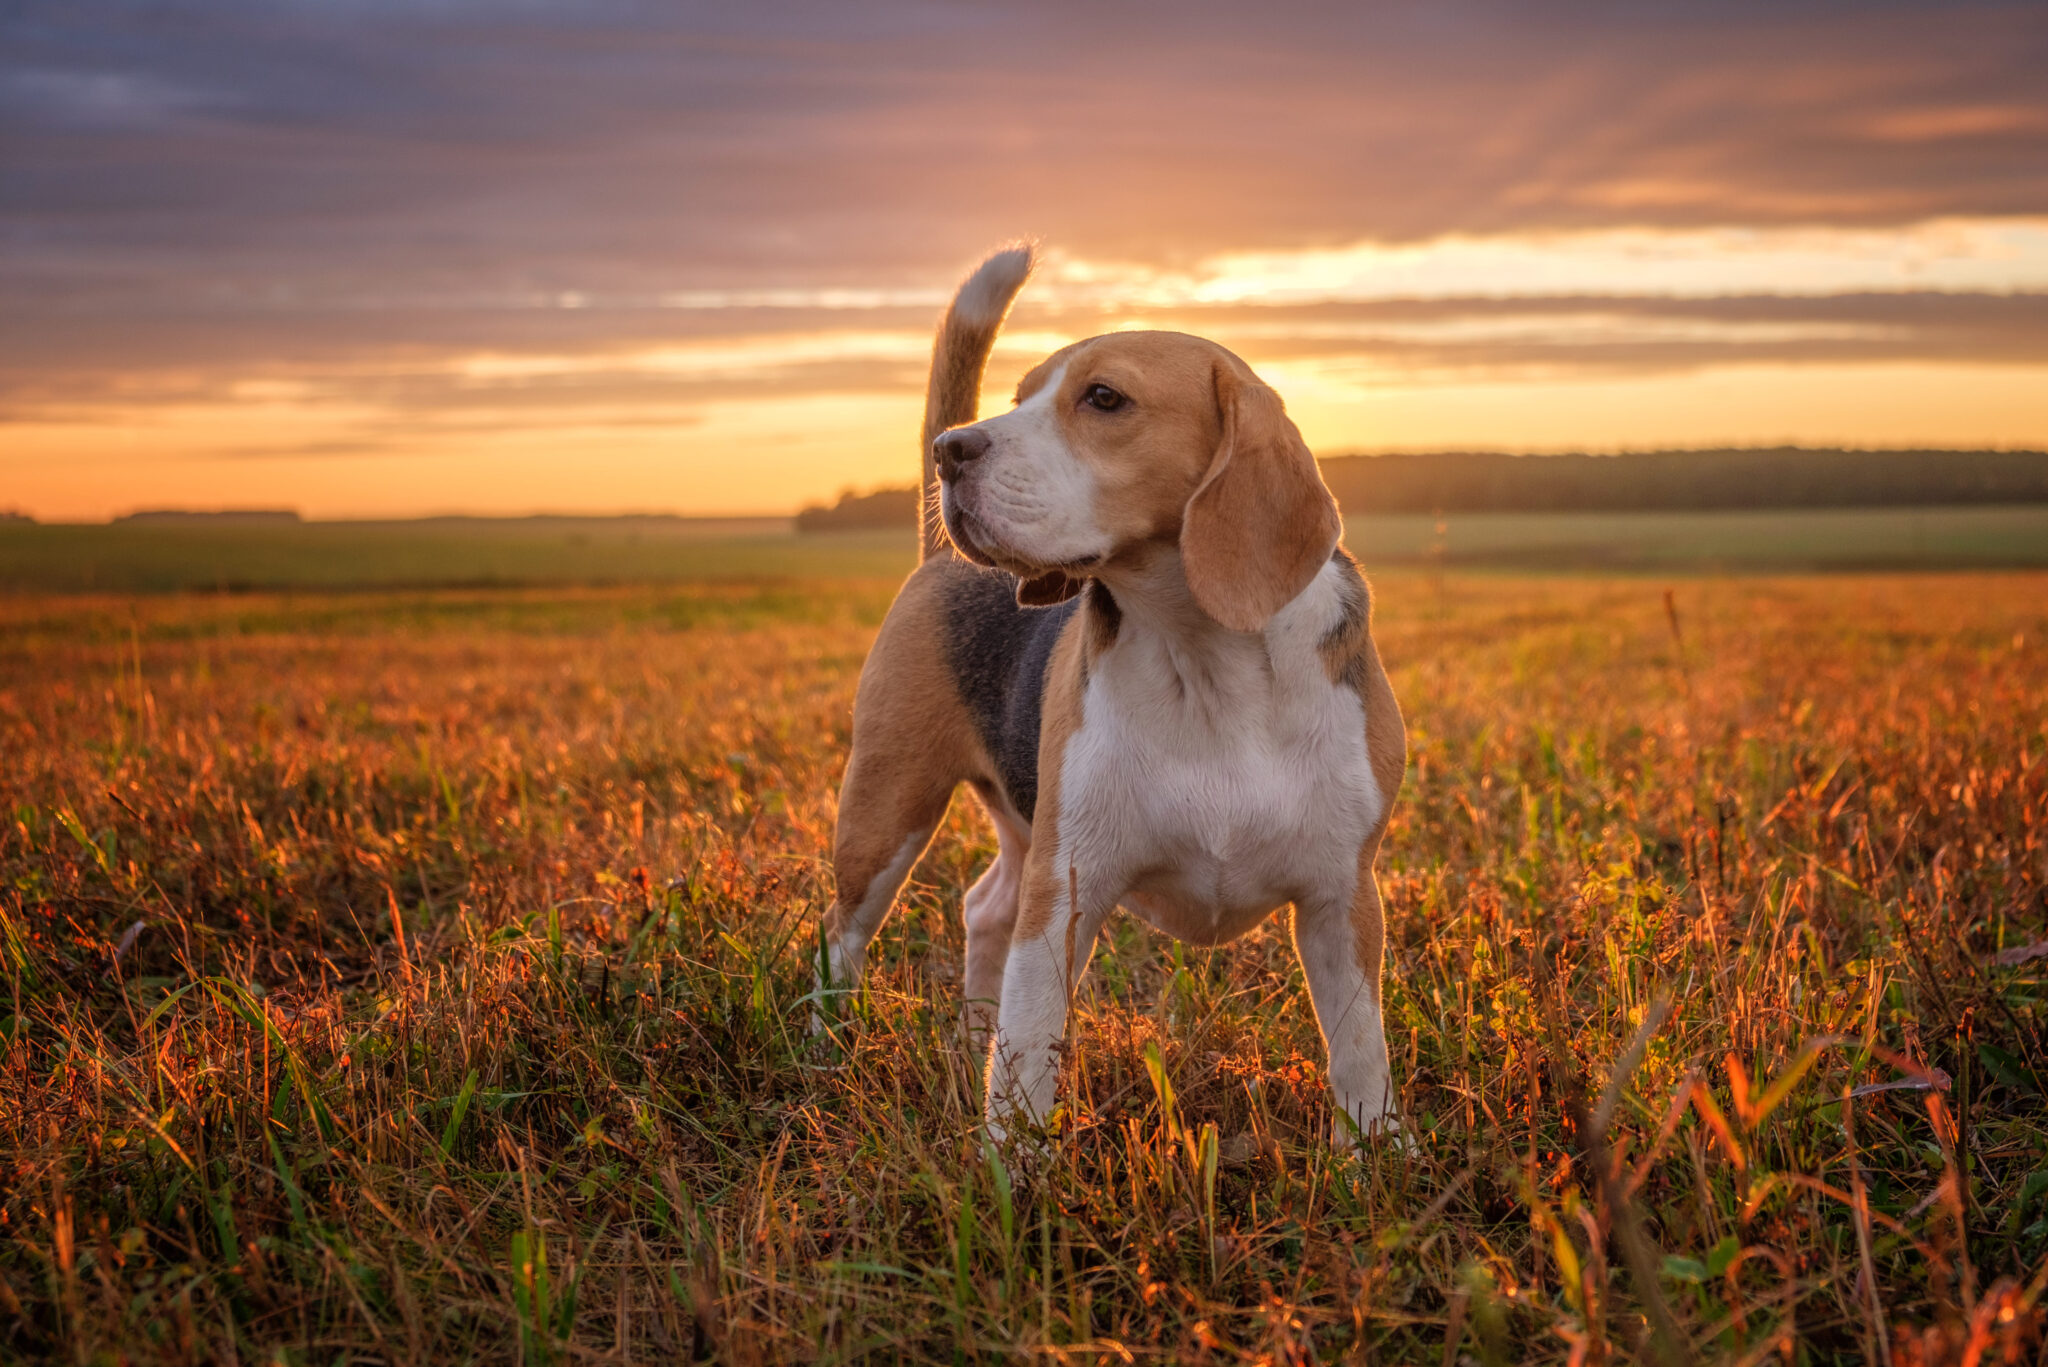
[818,245,1406,1146]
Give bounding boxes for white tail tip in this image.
[950,244,1035,329]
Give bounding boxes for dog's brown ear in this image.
[1016,570,1084,606]
[1181,360,1341,631]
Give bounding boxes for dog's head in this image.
[933,331,1341,631]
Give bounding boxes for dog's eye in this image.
[1082,383,1127,413]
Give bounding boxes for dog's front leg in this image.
[1293,866,1399,1148]
[983,858,1109,1146]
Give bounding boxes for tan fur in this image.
[1011,334,1233,561]
[1313,556,1408,968]
[819,564,984,956]
[919,247,1034,560]
[1182,360,1343,632]
[961,332,1337,627]
[829,247,1410,1145]
[1347,633,1408,974]
[1357,637,1409,841]
[1008,616,1091,943]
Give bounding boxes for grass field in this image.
[4,570,2046,1364]
[5,504,2048,593]
[0,519,911,594]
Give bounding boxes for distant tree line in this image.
[796,448,2048,530]
[115,509,303,525]
[794,487,923,533]
[1318,448,2048,513]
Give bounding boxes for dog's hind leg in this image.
[817,754,955,1027]
[959,797,1029,1051]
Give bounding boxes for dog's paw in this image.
[957,1001,998,1059]
[806,978,860,1061]
[1371,1120,1418,1158]
[1333,1107,1411,1158]
[982,1114,1056,1190]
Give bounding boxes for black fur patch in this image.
[942,566,1079,823]
[1322,547,1372,692]
[1085,579,1121,657]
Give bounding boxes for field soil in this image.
[3,572,2045,1363]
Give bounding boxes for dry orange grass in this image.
[2,573,2044,1364]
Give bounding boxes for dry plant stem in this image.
[1546,990,1694,1367]
[1843,1086,1894,1367]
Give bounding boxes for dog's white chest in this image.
[1055,613,1380,941]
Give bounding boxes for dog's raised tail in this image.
[920,244,1034,560]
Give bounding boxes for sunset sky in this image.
[5,0,2047,520]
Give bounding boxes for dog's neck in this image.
[1095,543,1226,639]
[1089,543,1285,707]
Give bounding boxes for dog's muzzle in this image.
[933,427,991,483]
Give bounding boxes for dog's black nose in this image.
[933,427,992,482]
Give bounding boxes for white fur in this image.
[942,363,1112,570]
[1294,888,1396,1140]
[822,832,925,994]
[951,246,1034,330]
[1062,555,1381,939]
[987,893,1106,1144]
[986,552,1393,1138]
